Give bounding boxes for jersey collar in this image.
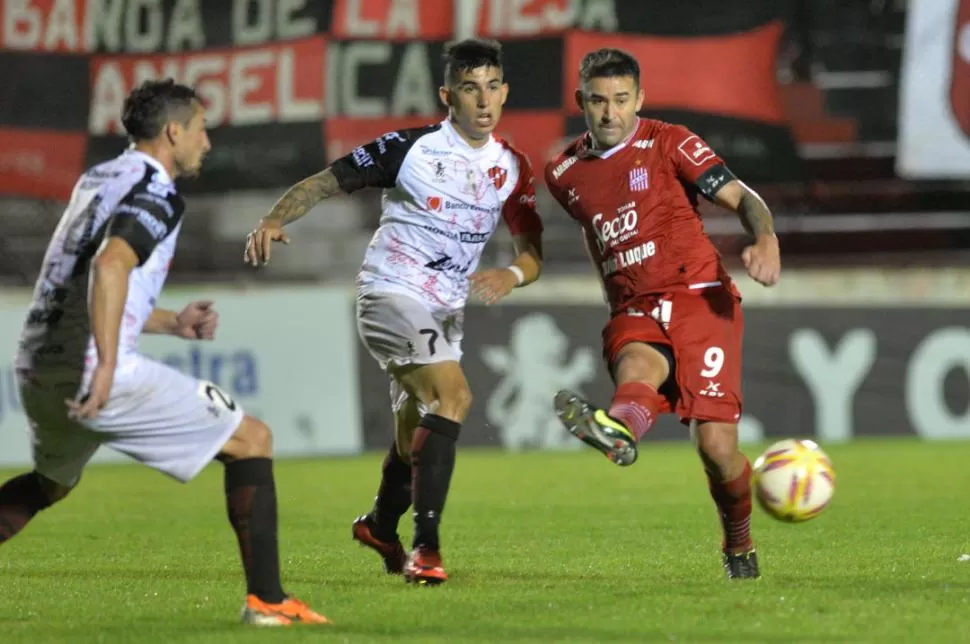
[124,146,175,184]
[441,118,494,152]
[583,118,641,160]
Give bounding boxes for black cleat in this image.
[723,550,761,580]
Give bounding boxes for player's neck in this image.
[448,116,491,149]
[132,142,179,180]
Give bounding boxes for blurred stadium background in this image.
[1,0,969,463]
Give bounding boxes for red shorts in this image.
[602,286,743,425]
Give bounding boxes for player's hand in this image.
[742,235,781,287]
[244,219,290,266]
[66,363,114,421]
[470,268,518,305]
[175,300,219,340]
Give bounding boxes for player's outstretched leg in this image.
[695,420,759,580]
[222,416,332,625]
[352,440,409,574]
[554,390,639,465]
[0,472,70,545]
[555,343,667,466]
[394,361,471,586]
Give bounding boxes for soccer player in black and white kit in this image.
[245,39,544,584]
[0,80,329,626]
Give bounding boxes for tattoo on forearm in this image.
[737,190,775,238]
[265,168,342,225]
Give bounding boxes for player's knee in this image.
[223,416,274,460]
[434,382,472,423]
[694,422,739,470]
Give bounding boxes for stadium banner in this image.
[0,0,805,200]
[897,0,970,178]
[358,302,970,451]
[0,286,362,468]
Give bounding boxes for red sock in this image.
[706,459,753,553]
[607,382,661,441]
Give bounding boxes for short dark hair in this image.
[121,79,200,142]
[579,48,640,86]
[442,38,503,86]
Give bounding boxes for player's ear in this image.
[438,85,452,109]
[635,86,645,112]
[164,120,180,145]
[500,82,509,106]
[574,88,584,111]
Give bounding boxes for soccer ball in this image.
[752,439,835,523]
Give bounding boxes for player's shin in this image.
[607,382,661,441]
[224,457,286,603]
[370,441,412,540]
[0,472,55,544]
[410,414,460,551]
[706,457,754,553]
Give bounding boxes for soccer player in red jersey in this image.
[545,49,781,579]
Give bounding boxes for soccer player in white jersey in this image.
[244,39,544,585]
[0,80,329,626]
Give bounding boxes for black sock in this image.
[410,414,460,551]
[224,458,285,603]
[370,441,411,541]
[0,472,53,544]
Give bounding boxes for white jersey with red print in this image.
[330,118,542,315]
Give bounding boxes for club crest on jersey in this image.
[628,167,649,192]
[487,166,507,190]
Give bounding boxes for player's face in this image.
[172,102,211,178]
[577,75,644,149]
[440,65,508,145]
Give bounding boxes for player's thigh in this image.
[603,311,673,388]
[356,291,460,371]
[87,359,245,483]
[667,288,744,423]
[18,375,99,489]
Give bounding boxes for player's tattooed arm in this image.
[264,168,343,227]
[712,179,781,287]
[245,168,343,265]
[711,179,775,239]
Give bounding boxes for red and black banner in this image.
[0,0,802,199]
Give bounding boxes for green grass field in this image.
[2,439,970,643]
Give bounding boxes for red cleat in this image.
[404,547,448,586]
[352,515,407,574]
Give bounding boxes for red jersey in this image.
[545,118,738,313]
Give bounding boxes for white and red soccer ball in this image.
[752,439,835,523]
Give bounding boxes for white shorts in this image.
[356,290,464,372]
[18,357,245,487]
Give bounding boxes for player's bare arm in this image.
[712,179,781,287]
[144,303,219,340]
[67,237,139,420]
[245,168,344,266]
[470,231,543,305]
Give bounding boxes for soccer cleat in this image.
[241,595,331,626]
[404,548,448,586]
[352,515,407,574]
[553,389,638,466]
[722,549,761,580]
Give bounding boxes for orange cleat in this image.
[352,515,407,574]
[404,548,448,586]
[241,595,332,626]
